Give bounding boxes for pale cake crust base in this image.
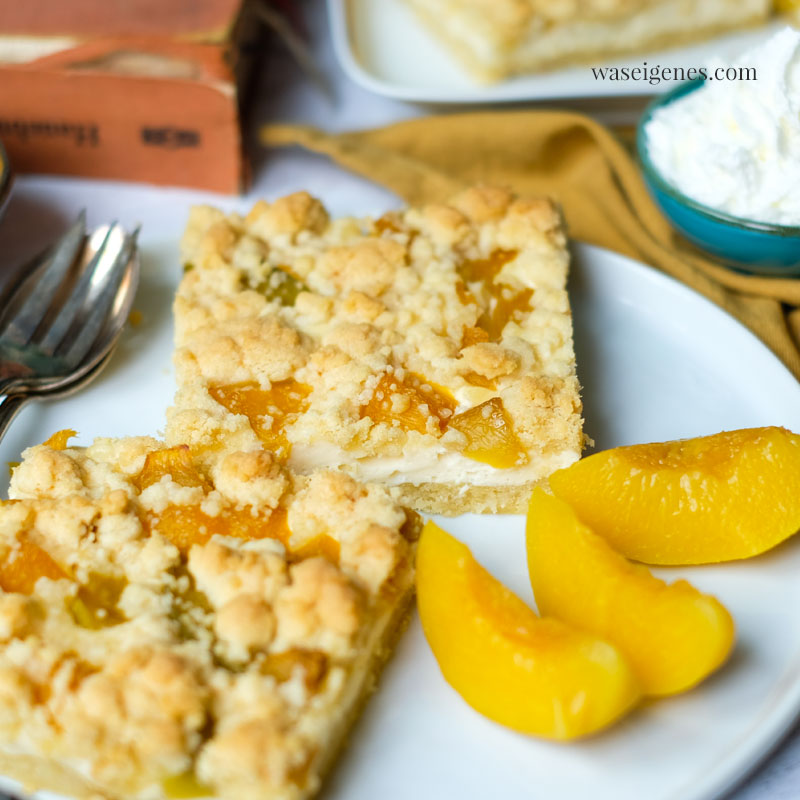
[390,480,542,516]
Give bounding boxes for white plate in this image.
[330,0,788,103]
[1,242,800,800]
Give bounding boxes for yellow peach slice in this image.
[0,537,68,594]
[42,429,77,450]
[449,397,529,469]
[134,445,211,492]
[147,504,291,555]
[209,380,310,461]
[526,489,735,696]
[360,371,455,435]
[416,521,641,739]
[548,427,800,565]
[161,772,213,799]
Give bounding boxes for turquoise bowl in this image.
[636,80,800,277]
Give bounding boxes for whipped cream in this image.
[644,27,800,226]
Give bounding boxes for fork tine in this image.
[58,228,138,367]
[37,222,121,356]
[0,247,49,313]
[0,211,86,348]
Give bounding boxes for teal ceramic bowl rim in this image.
[636,79,800,239]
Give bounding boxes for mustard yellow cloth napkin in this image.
[262,111,800,381]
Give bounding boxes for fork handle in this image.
[0,378,24,398]
[0,394,28,447]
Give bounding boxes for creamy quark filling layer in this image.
[289,441,580,488]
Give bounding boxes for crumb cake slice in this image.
[0,432,418,800]
[169,187,582,515]
[403,0,770,81]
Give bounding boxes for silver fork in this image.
[0,349,113,445]
[0,213,140,398]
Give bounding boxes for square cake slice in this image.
[169,186,583,515]
[403,0,770,81]
[0,431,418,800]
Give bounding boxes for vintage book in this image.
[0,0,263,193]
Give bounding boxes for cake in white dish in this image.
[403,0,771,81]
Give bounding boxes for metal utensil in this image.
[0,140,11,222]
[0,349,113,446]
[0,213,139,398]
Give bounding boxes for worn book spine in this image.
[0,29,256,193]
[0,0,244,39]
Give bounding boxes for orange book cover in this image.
[0,0,262,193]
[0,0,243,39]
